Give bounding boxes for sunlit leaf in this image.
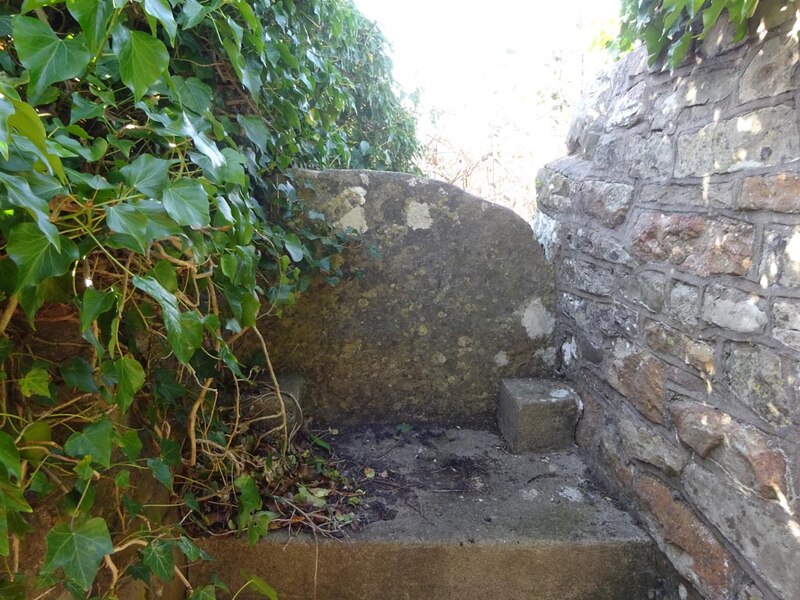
[112,26,169,99]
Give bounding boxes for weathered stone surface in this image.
[652,68,736,131]
[560,258,617,297]
[607,340,666,423]
[622,271,666,313]
[759,225,800,286]
[669,402,729,457]
[563,227,632,264]
[595,133,674,180]
[722,343,793,426]
[498,379,580,452]
[684,463,800,600]
[635,475,737,600]
[629,212,754,276]
[618,415,689,475]
[536,167,577,214]
[701,285,768,334]
[699,15,745,58]
[560,294,638,343]
[246,170,555,423]
[193,427,660,600]
[638,182,735,209]
[608,81,648,129]
[716,421,791,498]
[740,173,800,213]
[675,106,800,177]
[773,299,800,351]
[668,282,701,328]
[739,36,800,103]
[578,180,634,227]
[643,320,714,374]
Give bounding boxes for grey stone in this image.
[622,271,666,313]
[618,415,689,475]
[668,282,701,329]
[759,225,800,287]
[560,257,618,297]
[675,106,800,177]
[722,343,793,426]
[699,17,746,58]
[567,69,616,157]
[563,227,632,264]
[652,69,736,131]
[702,285,768,333]
[595,133,674,181]
[560,294,638,342]
[684,463,800,600]
[536,167,577,215]
[498,379,580,452]
[578,180,634,227]
[638,182,735,209]
[607,81,648,129]
[739,35,800,103]
[773,299,800,351]
[242,170,555,424]
[192,427,659,600]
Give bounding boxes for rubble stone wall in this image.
[536,7,800,600]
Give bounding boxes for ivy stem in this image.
[0,296,18,335]
[186,378,214,467]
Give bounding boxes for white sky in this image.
[353,0,621,215]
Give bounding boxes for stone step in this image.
[498,378,581,453]
[190,426,660,600]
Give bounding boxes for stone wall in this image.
[249,169,555,424]
[536,7,800,600]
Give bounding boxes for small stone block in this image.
[498,379,580,453]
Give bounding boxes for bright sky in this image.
[353,0,621,216]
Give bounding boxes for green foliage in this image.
[0,0,415,596]
[617,0,764,69]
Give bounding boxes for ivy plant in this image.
[618,0,764,69]
[0,0,417,597]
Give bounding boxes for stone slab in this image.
[190,426,658,600]
[498,379,580,452]
[238,170,555,424]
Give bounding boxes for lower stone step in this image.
[190,426,660,600]
[498,378,581,453]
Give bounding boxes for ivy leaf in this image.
[0,432,21,482]
[143,0,177,44]
[132,276,203,364]
[6,223,78,293]
[142,539,175,581]
[0,170,59,251]
[117,429,142,461]
[242,573,279,600]
[19,367,51,398]
[60,357,98,392]
[79,287,116,332]
[12,16,91,97]
[177,536,208,562]
[179,0,208,30]
[64,418,113,468]
[119,154,171,197]
[112,26,170,99]
[66,0,113,55]
[147,457,172,490]
[162,177,210,228]
[41,518,113,592]
[283,233,304,262]
[234,474,262,530]
[189,586,217,600]
[170,76,213,114]
[6,98,66,182]
[114,356,145,413]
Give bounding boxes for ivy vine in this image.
[0,0,417,597]
[618,0,765,69]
